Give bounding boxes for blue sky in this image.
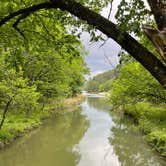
[81,0,121,79]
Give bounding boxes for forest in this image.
[85,70,115,92]
[0,0,166,163]
[0,0,89,145]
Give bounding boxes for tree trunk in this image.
[147,0,166,30]
[41,102,45,112]
[0,98,12,130]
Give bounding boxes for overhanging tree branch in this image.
[0,0,166,88]
[0,2,53,27]
[51,0,166,88]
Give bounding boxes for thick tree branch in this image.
[0,0,166,88]
[0,2,53,27]
[51,0,166,88]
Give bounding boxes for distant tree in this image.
[85,70,115,92]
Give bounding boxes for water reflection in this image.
[87,97,111,112]
[76,98,117,166]
[109,118,166,166]
[0,97,165,166]
[0,108,89,166]
[86,97,165,166]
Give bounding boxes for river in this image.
[0,97,165,166]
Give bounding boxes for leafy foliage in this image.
[110,60,166,156]
[116,0,153,35]
[0,54,40,114]
[0,1,89,131]
[110,62,166,107]
[85,69,116,93]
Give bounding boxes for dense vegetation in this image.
[0,0,166,87]
[109,51,166,157]
[85,70,115,93]
[1,0,166,159]
[0,7,88,144]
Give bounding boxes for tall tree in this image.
[0,0,166,88]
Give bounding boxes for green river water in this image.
[0,97,165,166]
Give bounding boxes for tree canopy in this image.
[0,1,90,129]
[0,0,166,88]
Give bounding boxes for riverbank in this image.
[63,95,85,112]
[122,102,166,158]
[0,97,165,166]
[0,95,84,149]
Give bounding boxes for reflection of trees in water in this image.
[109,119,165,166]
[87,97,111,111]
[53,108,90,148]
[87,97,165,166]
[0,108,90,166]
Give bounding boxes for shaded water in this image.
[0,97,165,166]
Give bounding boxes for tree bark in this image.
[0,0,166,88]
[147,0,166,30]
[51,0,166,88]
[0,98,13,130]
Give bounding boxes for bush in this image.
[146,130,166,156]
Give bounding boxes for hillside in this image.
[85,69,116,93]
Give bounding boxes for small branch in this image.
[0,97,13,130]
[108,0,114,20]
[95,0,113,47]
[99,38,109,48]
[102,49,119,78]
[13,24,26,39]
[103,49,115,69]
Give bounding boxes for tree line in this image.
[0,11,87,142]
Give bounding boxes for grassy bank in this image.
[0,95,84,149]
[123,102,166,157]
[63,95,85,112]
[0,111,49,148]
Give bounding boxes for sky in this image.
[81,0,121,79]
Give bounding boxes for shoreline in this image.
[0,95,84,150]
[120,103,166,158]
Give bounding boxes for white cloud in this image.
[81,0,121,79]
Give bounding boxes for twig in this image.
[102,49,115,69]
[99,0,114,47]
[99,38,109,48]
[108,0,114,20]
